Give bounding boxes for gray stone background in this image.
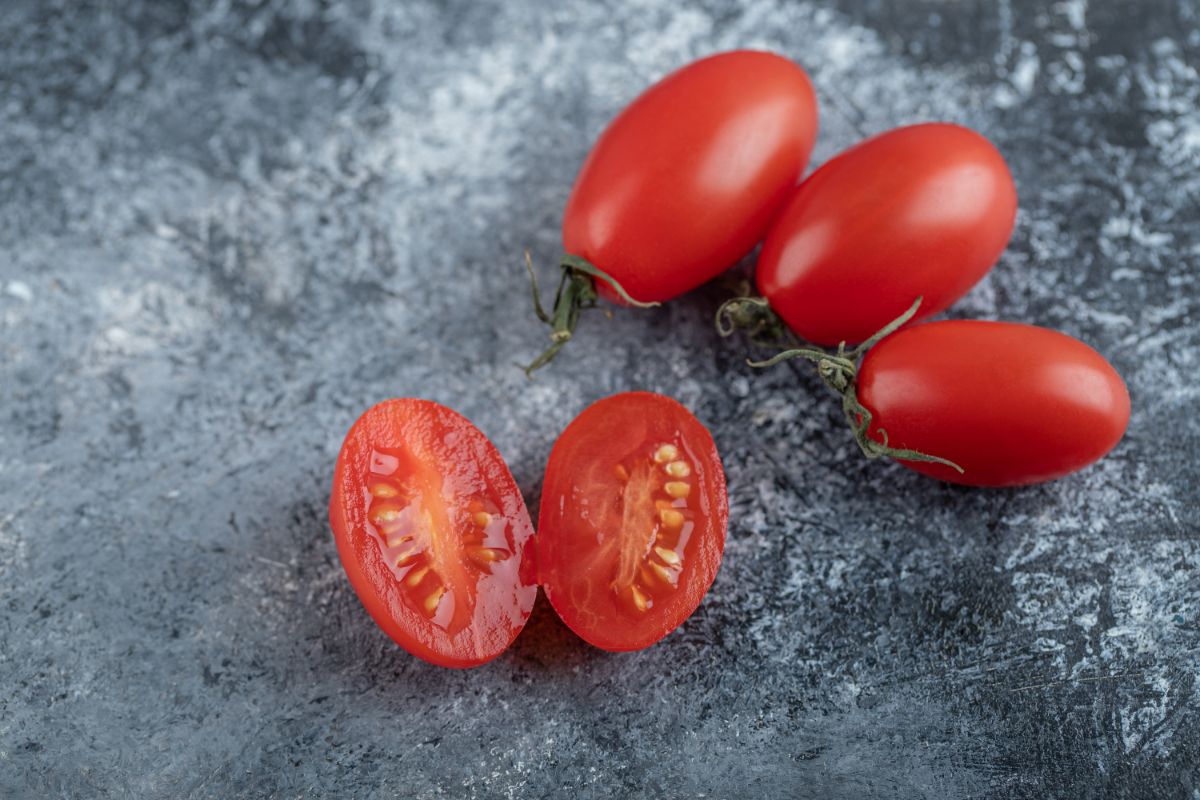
[1,1,1198,797]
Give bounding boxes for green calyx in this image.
[522,252,659,376]
[721,294,964,473]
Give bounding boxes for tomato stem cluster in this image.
[719,296,964,473]
[523,252,659,375]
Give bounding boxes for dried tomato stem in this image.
[522,251,659,376]
[745,297,964,473]
[715,294,797,349]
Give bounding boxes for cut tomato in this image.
[329,399,537,668]
[330,394,727,664]
[537,392,728,651]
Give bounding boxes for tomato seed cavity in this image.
[363,449,512,632]
[610,442,696,615]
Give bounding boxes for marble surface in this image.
[1,1,1198,797]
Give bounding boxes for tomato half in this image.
[857,321,1130,487]
[538,392,728,651]
[329,399,536,668]
[563,50,818,304]
[756,123,1017,345]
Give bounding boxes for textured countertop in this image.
[2,1,1198,797]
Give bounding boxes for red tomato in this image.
[857,321,1130,486]
[538,392,728,651]
[564,50,818,304]
[756,123,1017,345]
[329,399,537,668]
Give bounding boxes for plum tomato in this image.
[329,399,537,668]
[756,123,1017,346]
[537,392,728,651]
[857,321,1130,486]
[565,50,818,305]
[527,50,819,373]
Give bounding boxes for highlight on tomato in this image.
[718,122,1017,348]
[329,398,538,668]
[329,393,728,666]
[749,304,1129,487]
[524,49,819,373]
[538,392,728,651]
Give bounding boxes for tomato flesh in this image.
[537,393,728,651]
[564,50,818,304]
[757,123,1017,345]
[858,321,1130,487]
[329,399,536,668]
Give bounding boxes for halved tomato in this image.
[537,392,728,651]
[329,399,536,668]
[330,394,727,664]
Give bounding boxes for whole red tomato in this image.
[565,50,818,305]
[857,321,1130,486]
[755,123,1017,346]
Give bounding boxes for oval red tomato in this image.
[329,399,537,668]
[857,321,1130,486]
[538,392,728,651]
[563,50,818,304]
[756,123,1017,345]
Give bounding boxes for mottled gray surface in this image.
[1,0,1198,797]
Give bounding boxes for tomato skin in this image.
[563,50,818,305]
[757,123,1017,345]
[329,399,537,668]
[538,392,728,651]
[857,321,1130,487]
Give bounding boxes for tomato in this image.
[330,394,728,663]
[563,50,818,305]
[329,399,537,668]
[537,392,728,651]
[857,321,1130,487]
[756,123,1017,346]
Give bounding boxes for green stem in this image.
[744,296,964,473]
[522,252,659,376]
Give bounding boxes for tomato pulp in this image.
[756,123,1017,345]
[538,393,728,651]
[329,399,537,668]
[564,50,818,304]
[857,321,1130,486]
[330,394,728,665]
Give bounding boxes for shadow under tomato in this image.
[503,593,602,670]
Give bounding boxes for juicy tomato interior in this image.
[537,392,727,651]
[329,399,536,668]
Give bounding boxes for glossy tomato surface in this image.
[858,321,1130,487]
[563,50,818,305]
[757,123,1017,345]
[538,392,728,651]
[329,399,536,668]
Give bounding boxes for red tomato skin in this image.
[538,393,728,651]
[563,50,818,305]
[857,321,1130,487]
[757,123,1017,345]
[329,399,537,668]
